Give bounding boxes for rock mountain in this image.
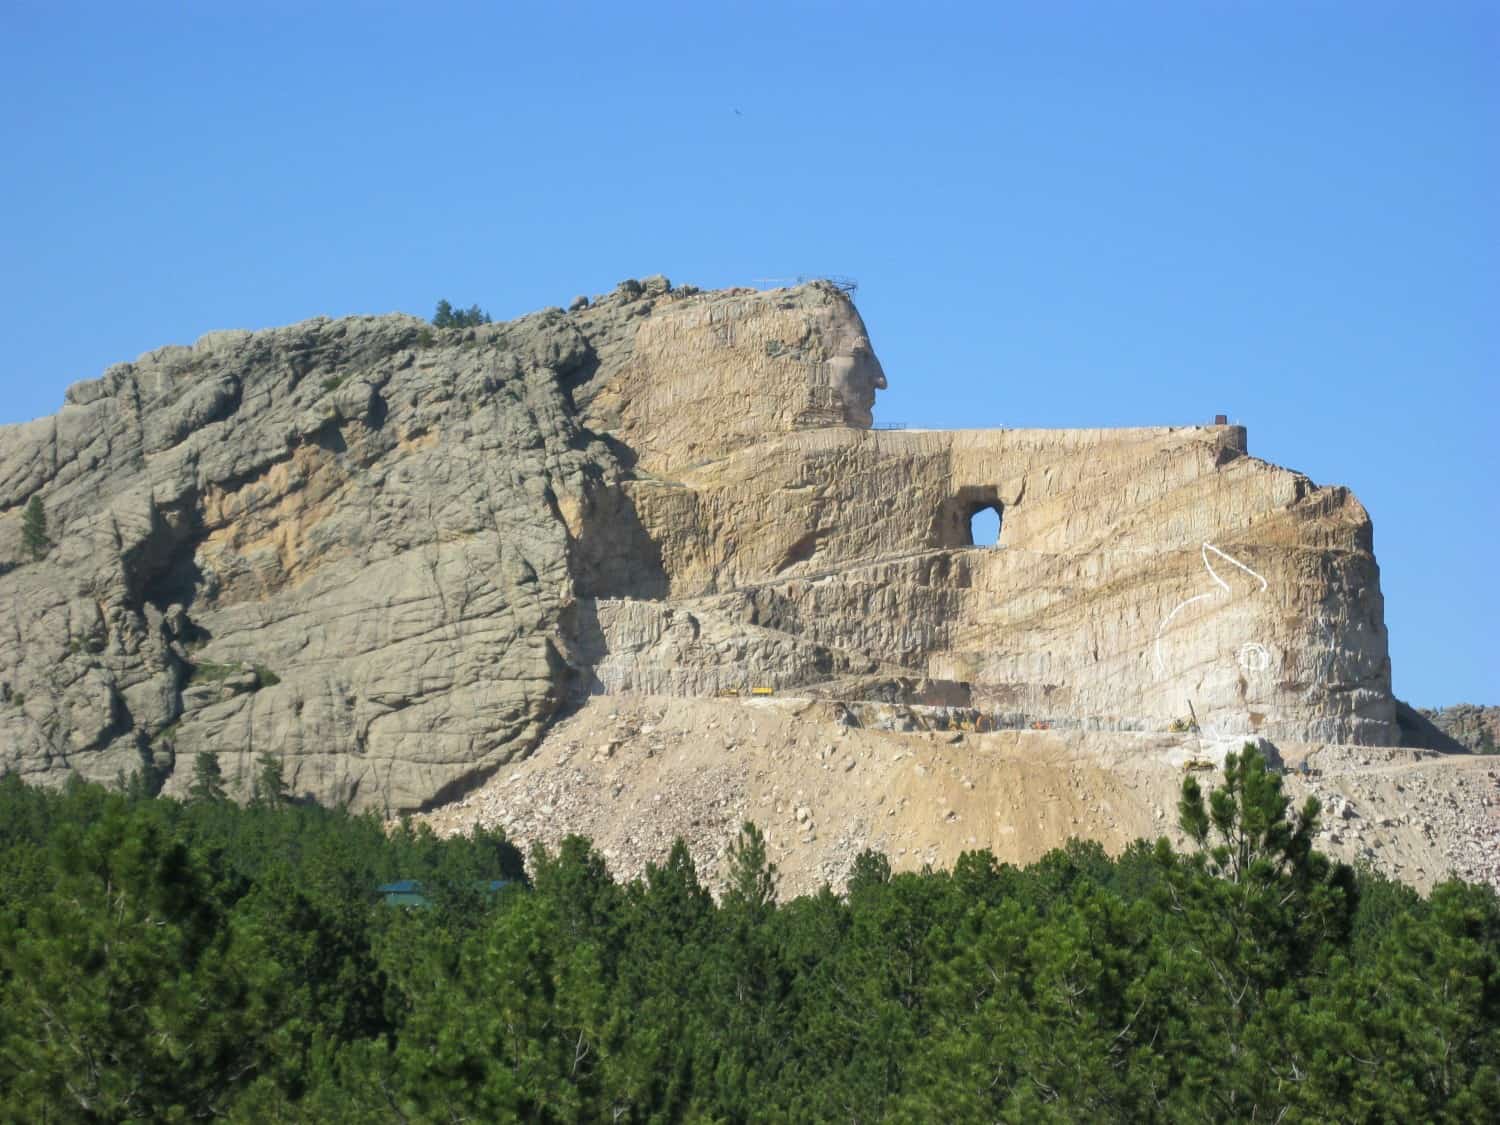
[1,277,1399,812]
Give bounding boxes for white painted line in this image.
[1153,593,1215,675]
[1200,541,1269,594]
[1152,541,1271,678]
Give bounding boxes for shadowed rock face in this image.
[0,279,1397,810]
[1409,704,1500,754]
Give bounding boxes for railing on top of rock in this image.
[749,275,859,297]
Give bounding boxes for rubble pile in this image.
[1289,745,1500,891]
[426,696,1500,898]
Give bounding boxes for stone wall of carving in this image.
[0,277,1396,810]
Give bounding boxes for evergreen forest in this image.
[0,748,1495,1122]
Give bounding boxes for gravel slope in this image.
[421,696,1500,898]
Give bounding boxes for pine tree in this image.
[1177,743,1322,885]
[251,753,288,808]
[847,848,892,896]
[723,822,777,913]
[188,752,228,803]
[1160,744,1359,1116]
[20,495,48,561]
[431,299,491,329]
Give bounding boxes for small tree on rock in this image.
[188,752,228,803]
[251,752,288,808]
[432,299,491,329]
[21,495,49,561]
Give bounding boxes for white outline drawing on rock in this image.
[1237,642,1272,673]
[1153,542,1270,678]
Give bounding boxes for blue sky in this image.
[2,2,1494,706]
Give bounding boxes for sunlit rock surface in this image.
[0,279,1395,810]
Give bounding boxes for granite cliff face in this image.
[0,278,1397,810]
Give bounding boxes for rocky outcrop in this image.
[0,278,1399,810]
[1413,704,1500,754]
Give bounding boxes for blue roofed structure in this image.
[376,879,514,907]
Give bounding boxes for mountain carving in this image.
[0,278,1396,811]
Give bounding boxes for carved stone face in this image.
[822,307,888,428]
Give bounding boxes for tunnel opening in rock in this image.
[970,505,1001,547]
[931,486,1004,549]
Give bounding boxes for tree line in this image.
[0,747,1494,1121]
